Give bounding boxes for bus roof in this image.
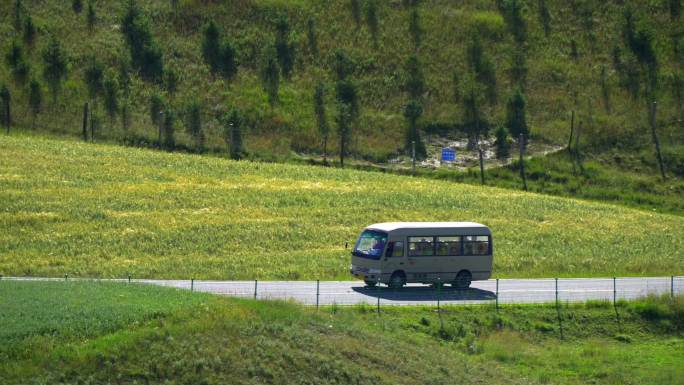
[366,222,488,232]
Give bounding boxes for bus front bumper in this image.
[350,265,382,282]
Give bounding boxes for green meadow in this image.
[1,134,682,279]
[1,280,682,384]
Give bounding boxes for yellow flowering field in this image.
[1,135,682,279]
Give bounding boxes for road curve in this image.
[4,276,682,306]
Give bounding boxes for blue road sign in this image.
[441,148,456,162]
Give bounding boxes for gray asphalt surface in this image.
[5,276,682,306]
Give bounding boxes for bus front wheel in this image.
[453,270,472,289]
[388,272,406,289]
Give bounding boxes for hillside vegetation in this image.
[1,281,682,384]
[1,0,683,164]
[1,135,682,279]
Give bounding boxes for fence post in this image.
[437,278,444,330]
[316,279,320,310]
[254,279,258,300]
[65,274,68,281]
[555,278,564,340]
[128,274,131,283]
[412,140,416,175]
[495,278,499,311]
[613,277,621,332]
[555,278,558,307]
[191,278,194,292]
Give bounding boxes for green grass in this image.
[424,147,684,216]
[1,134,683,280]
[1,280,682,384]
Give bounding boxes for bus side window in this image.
[392,241,404,257]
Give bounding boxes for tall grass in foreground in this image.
[1,281,682,385]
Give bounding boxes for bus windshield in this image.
[353,230,387,260]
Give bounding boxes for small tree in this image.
[334,49,355,81]
[494,125,511,159]
[6,41,30,86]
[313,82,329,163]
[409,8,422,50]
[461,76,485,148]
[23,15,36,46]
[307,17,319,59]
[164,66,179,97]
[671,0,681,21]
[404,100,426,160]
[366,0,380,49]
[219,40,238,80]
[72,0,83,13]
[538,0,550,36]
[261,48,280,106]
[121,0,164,82]
[404,54,424,100]
[28,78,43,127]
[163,107,175,150]
[202,20,221,73]
[185,100,203,152]
[14,0,23,31]
[87,0,96,30]
[351,0,361,29]
[103,73,120,125]
[505,88,528,140]
[600,64,611,113]
[467,34,497,105]
[42,36,68,103]
[501,0,527,45]
[336,102,352,167]
[84,56,104,103]
[510,50,527,88]
[275,15,294,77]
[149,92,164,127]
[223,108,244,160]
[0,85,10,132]
[118,58,132,131]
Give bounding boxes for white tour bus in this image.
[350,222,493,289]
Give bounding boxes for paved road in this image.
[4,276,682,306]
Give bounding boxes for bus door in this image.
[382,239,405,280]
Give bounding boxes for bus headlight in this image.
[368,268,381,274]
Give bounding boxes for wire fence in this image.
[1,275,682,308]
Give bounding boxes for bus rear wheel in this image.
[388,272,406,289]
[453,270,472,289]
[364,280,377,287]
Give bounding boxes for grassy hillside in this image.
[1,281,683,384]
[1,0,683,163]
[1,134,683,279]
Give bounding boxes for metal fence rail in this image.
[1,275,682,307]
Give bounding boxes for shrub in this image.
[495,125,511,159]
[469,11,505,40]
[506,88,528,139]
[307,17,318,59]
[275,15,294,77]
[41,36,68,103]
[202,20,221,73]
[121,0,164,82]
